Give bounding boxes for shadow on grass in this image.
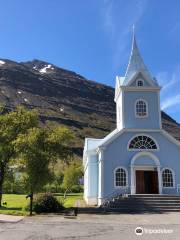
[54,193,83,197]
[0,206,22,211]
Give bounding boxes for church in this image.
[83,33,180,206]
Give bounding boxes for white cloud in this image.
[161,94,180,110]
[157,65,180,114]
[102,0,148,71]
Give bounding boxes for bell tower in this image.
[114,32,162,130]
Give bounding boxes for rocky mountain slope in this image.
[0,59,179,156]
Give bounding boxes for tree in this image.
[0,107,38,206]
[13,126,74,215]
[63,162,83,198]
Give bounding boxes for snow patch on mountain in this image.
[39,64,54,73]
[0,60,5,65]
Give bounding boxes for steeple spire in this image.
[123,28,155,85]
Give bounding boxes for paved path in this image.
[0,214,24,223]
[0,213,180,239]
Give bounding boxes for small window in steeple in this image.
[136,79,144,87]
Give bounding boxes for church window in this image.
[135,99,148,117]
[162,169,174,187]
[115,168,127,187]
[128,135,158,150]
[136,79,144,86]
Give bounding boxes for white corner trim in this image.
[158,92,162,129]
[134,98,148,119]
[131,151,160,166]
[161,167,176,188]
[161,130,180,147]
[127,133,160,151]
[114,166,128,188]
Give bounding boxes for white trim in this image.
[158,92,162,129]
[121,86,161,92]
[99,128,162,148]
[122,90,124,128]
[126,71,155,87]
[126,129,161,132]
[161,167,175,188]
[161,130,180,147]
[127,133,160,151]
[131,151,160,166]
[98,128,180,149]
[130,152,161,194]
[98,147,104,201]
[135,98,148,118]
[114,166,128,188]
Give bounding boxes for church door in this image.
[136,170,159,194]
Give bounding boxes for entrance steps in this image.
[102,194,180,213]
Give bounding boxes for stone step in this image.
[113,199,180,202]
[107,208,180,213]
[109,203,180,208]
[130,195,180,199]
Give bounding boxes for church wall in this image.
[123,91,160,129]
[84,154,98,205]
[101,131,180,199]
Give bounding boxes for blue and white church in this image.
[83,34,180,206]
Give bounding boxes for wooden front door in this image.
[136,170,159,194]
[136,170,145,194]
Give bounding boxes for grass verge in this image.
[0,193,83,215]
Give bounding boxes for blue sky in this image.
[0,0,180,122]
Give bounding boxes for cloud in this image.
[102,0,148,71]
[161,94,180,110]
[157,65,180,113]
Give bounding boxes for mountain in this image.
[0,58,179,156]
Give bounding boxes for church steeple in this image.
[123,30,157,86]
[115,30,162,131]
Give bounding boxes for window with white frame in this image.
[115,168,127,187]
[136,79,144,87]
[135,99,148,117]
[128,135,158,150]
[162,169,174,187]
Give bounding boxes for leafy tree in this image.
[13,126,74,214]
[62,162,83,198]
[0,107,38,206]
[52,170,64,193]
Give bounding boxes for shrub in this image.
[71,185,84,193]
[33,193,64,213]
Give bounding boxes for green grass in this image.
[0,194,27,215]
[55,193,83,208]
[0,193,83,215]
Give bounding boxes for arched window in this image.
[128,135,158,150]
[135,99,148,117]
[162,169,174,187]
[136,79,144,87]
[115,168,127,187]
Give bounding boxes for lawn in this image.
[0,193,83,215]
